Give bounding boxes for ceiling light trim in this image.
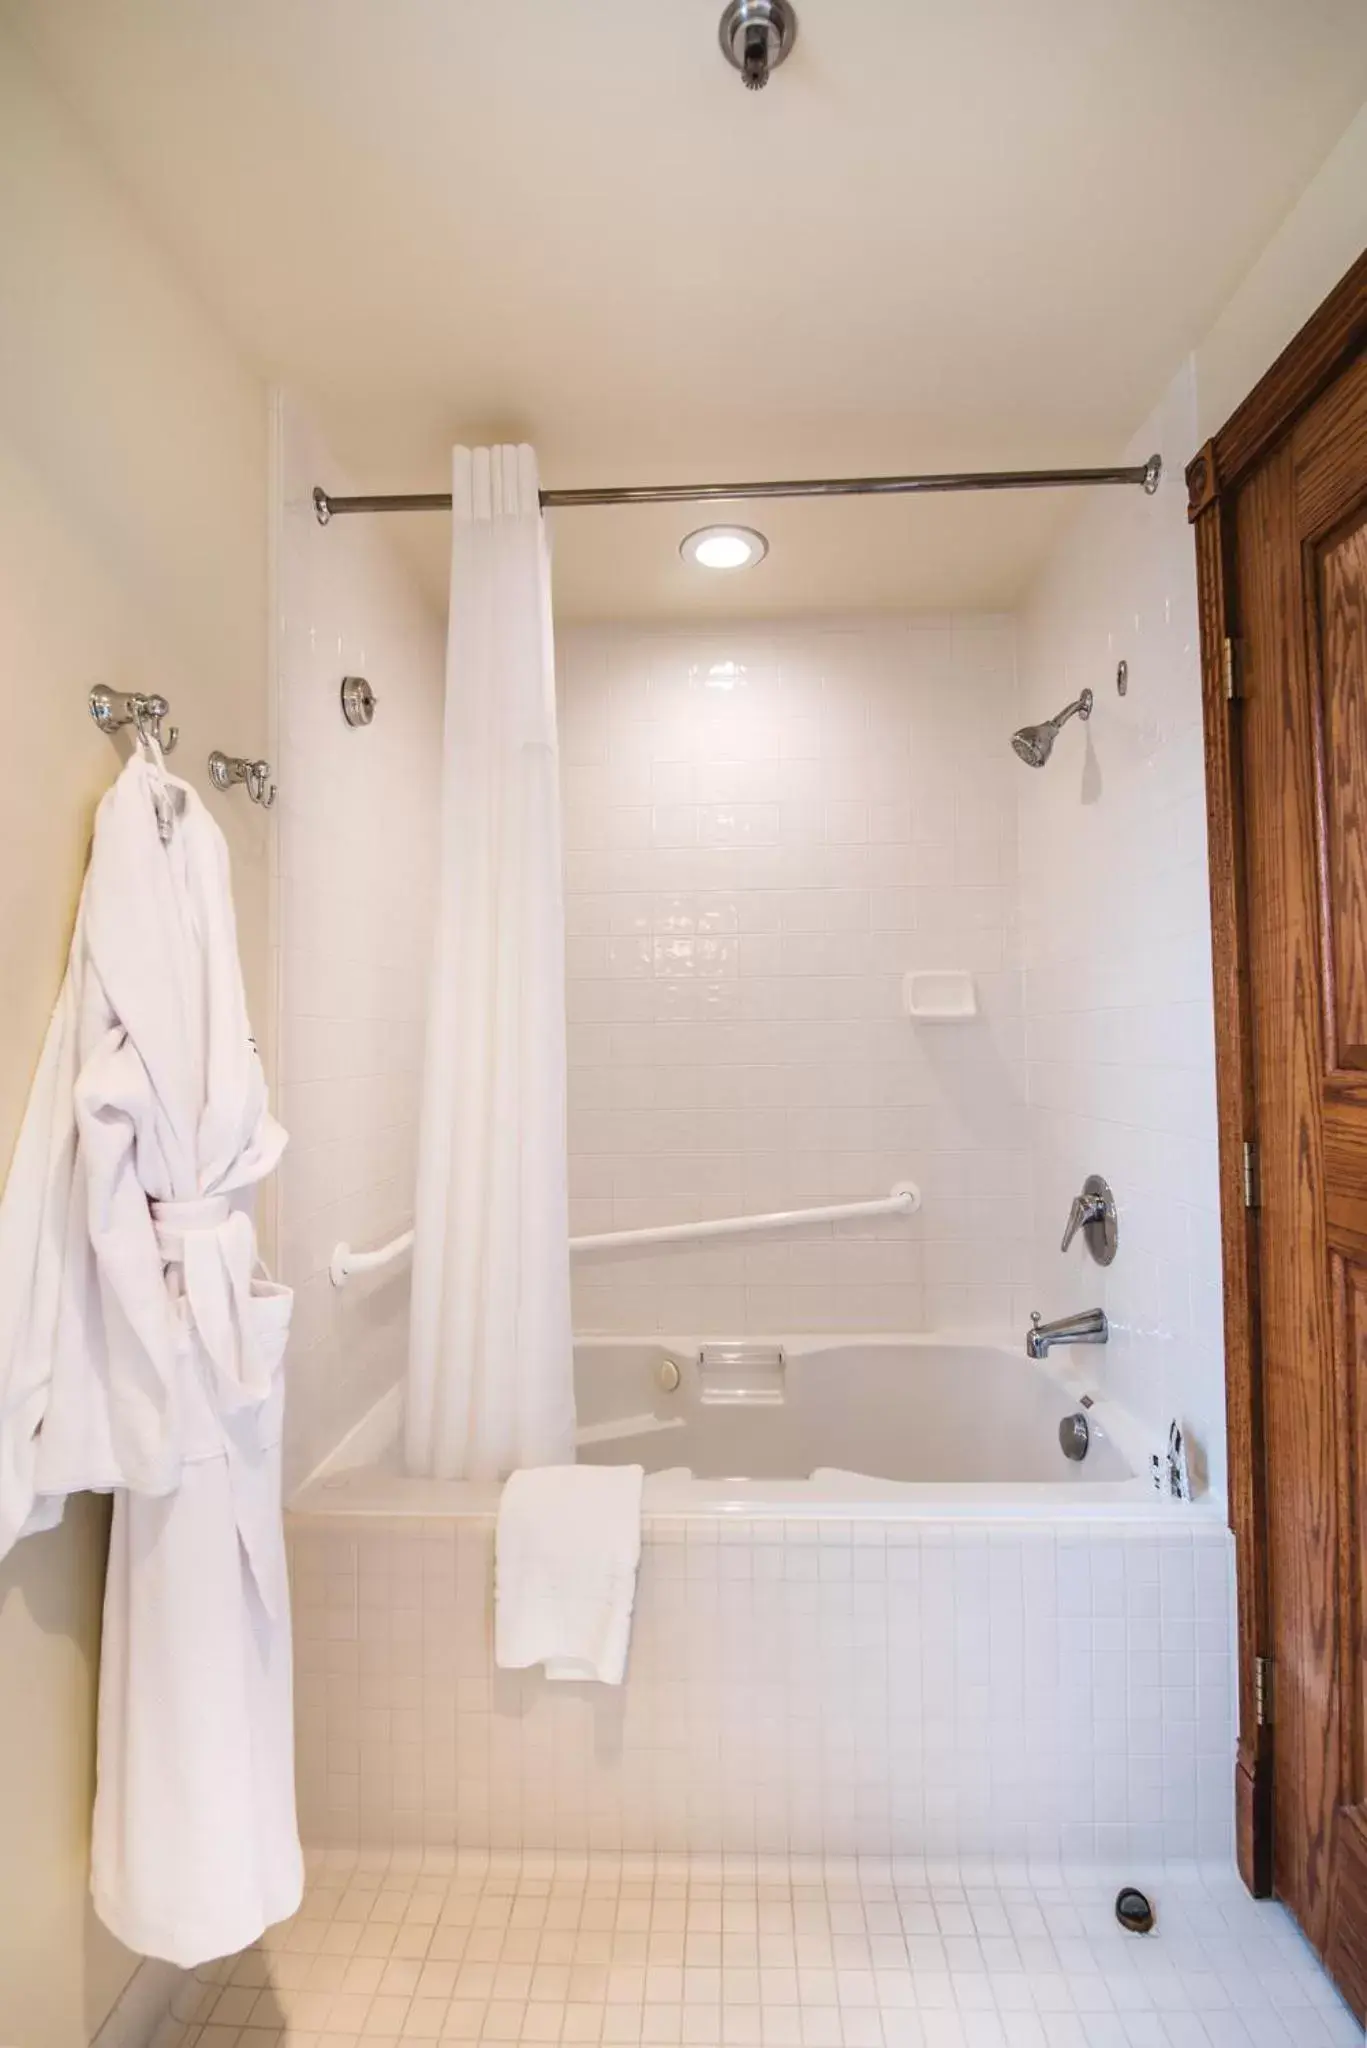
[680,524,770,571]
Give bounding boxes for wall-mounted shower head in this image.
[719,0,798,89]
[1011,688,1093,767]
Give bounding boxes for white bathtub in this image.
[288,1333,1231,1860]
[294,1333,1169,1518]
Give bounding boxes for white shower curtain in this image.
[405,445,576,1478]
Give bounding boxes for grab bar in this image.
[570,1183,920,1254]
[328,1181,920,1288]
[330,1229,415,1286]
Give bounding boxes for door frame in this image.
[1188,247,1367,1896]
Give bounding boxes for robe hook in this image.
[89,684,178,754]
[208,750,277,808]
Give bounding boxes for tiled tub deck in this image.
[290,1509,1235,1865]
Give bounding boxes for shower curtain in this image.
[405,445,576,1478]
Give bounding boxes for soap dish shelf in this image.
[697,1343,786,1406]
[903,970,978,1021]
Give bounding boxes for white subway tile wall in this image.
[272,398,446,1489]
[269,541,1227,1502]
[291,1513,1234,1867]
[557,619,1031,1338]
[1016,366,1226,1503]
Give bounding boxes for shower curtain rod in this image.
[311,453,1162,522]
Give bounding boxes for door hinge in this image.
[1223,636,1239,702]
[1242,1139,1260,1210]
[1255,1655,1272,1728]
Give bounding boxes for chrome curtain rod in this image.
[312,454,1162,523]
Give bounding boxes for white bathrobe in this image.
[0,751,301,1964]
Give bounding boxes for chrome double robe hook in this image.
[89,685,178,754]
[208,750,276,808]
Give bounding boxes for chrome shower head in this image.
[1011,688,1093,767]
[1011,723,1055,768]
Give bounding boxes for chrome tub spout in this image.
[1026,1307,1108,1359]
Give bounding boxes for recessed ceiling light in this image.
[680,524,769,571]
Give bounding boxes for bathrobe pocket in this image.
[246,1273,293,1453]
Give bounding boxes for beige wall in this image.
[1195,99,1367,440]
[0,29,270,2048]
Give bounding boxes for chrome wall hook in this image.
[208,750,276,808]
[89,685,178,754]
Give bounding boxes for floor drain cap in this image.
[1115,1886,1155,1934]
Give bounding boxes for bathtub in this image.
[287,1333,1233,1862]
[295,1333,1164,1517]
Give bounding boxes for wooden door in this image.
[1190,252,1367,2015]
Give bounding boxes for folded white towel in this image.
[495,1463,644,1684]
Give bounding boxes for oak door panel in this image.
[1326,1251,1367,2010]
[1295,350,1367,538]
[1313,506,1367,1071]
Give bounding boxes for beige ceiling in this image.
[8,0,1367,619]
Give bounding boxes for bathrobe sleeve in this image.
[0,951,82,1556]
[0,800,183,1554]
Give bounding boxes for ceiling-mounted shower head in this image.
[719,0,798,90]
[1011,687,1094,768]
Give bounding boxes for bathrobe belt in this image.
[150,1194,288,1616]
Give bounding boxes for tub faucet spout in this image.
[1026,1307,1108,1359]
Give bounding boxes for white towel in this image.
[495,1464,644,1683]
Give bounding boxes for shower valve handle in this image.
[1059,1175,1119,1265]
[1060,1192,1104,1253]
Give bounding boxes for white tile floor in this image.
[161,1850,1363,2048]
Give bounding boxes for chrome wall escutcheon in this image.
[1059,1411,1091,1461]
[340,675,376,727]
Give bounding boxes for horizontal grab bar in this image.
[328,1182,920,1288]
[569,1183,920,1254]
